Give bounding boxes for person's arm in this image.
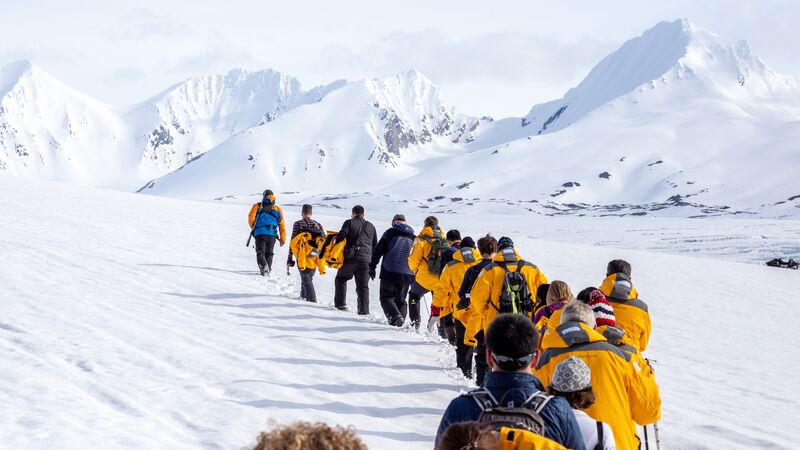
[629,355,662,425]
[248,204,258,228]
[465,269,491,344]
[371,232,389,271]
[640,310,652,352]
[275,206,287,246]
[335,220,350,244]
[407,239,424,274]
[541,397,587,450]
[431,266,452,311]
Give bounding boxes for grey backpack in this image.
[467,388,552,436]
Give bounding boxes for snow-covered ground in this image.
[2,175,799,449]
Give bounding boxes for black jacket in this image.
[337,216,377,263]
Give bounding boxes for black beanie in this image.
[460,236,476,249]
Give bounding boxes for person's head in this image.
[437,422,497,450]
[250,421,367,450]
[424,216,439,228]
[497,236,514,250]
[547,356,597,411]
[446,229,461,246]
[301,204,313,218]
[546,280,573,305]
[535,283,550,310]
[477,234,498,259]
[560,301,597,329]
[485,313,538,372]
[261,189,276,205]
[606,259,632,277]
[576,286,597,303]
[460,236,476,249]
[392,213,406,225]
[351,205,365,218]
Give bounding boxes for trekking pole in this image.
[643,425,650,450]
[654,422,662,450]
[246,205,264,247]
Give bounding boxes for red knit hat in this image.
[588,290,617,328]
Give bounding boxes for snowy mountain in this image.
[0,62,344,189]
[140,70,483,198]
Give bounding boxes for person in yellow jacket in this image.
[287,204,325,302]
[407,216,448,330]
[432,237,480,376]
[599,259,651,352]
[534,302,662,450]
[436,421,568,450]
[532,281,574,350]
[467,236,548,386]
[247,189,287,276]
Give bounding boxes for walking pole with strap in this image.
[654,422,662,450]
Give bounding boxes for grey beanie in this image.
[551,356,592,393]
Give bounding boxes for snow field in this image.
[2,176,799,449]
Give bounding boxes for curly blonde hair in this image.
[249,421,368,450]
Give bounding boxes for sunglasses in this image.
[491,352,534,367]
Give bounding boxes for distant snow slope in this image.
[0,62,345,189]
[2,175,798,449]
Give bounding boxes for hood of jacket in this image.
[390,222,415,237]
[600,273,639,301]
[492,246,523,264]
[452,246,481,264]
[419,225,444,238]
[540,321,607,350]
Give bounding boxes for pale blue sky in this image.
[1,0,796,117]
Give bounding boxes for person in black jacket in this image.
[370,214,415,326]
[455,234,497,385]
[333,205,377,315]
[439,229,462,272]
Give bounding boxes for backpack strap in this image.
[466,389,499,412]
[520,390,553,413]
[595,421,604,450]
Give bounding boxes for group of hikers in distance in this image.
[247,190,662,450]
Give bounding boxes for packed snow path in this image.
[1,176,799,449]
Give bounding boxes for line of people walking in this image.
[247,192,662,450]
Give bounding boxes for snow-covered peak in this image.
[519,18,800,135]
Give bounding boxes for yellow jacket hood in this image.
[539,321,607,350]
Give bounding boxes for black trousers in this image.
[299,268,316,302]
[475,331,488,387]
[255,235,277,271]
[379,278,410,325]
[454,320,474,378]
[440,314,456,345]
[334,260,370,315]
[407,281,429,329]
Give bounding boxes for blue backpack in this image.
[253,203,281,237]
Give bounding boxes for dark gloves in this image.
[369,267,376,280]
[287,258,295,268]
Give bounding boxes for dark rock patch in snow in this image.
[599,172,611,179]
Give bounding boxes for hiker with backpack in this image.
[333,205,377,315]
[440,229,463,271]
[432,236,479,349]
[287,204,325,303]
[370,214,415,326]
[466,236,548,386]
[599,260,651,352]
[455,234,499,381]
[436,313,586,450]
[247,189,287,276]
[548,357,617,450]
[407,216,449,330]
[437,421,569,450]
[534,302,661,450]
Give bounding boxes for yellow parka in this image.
[600,273,651,352]
[498,427,568,450]
[432,246,481,320]
[535,306,566,351]
[408,226,447,291]
[534,321,662,450]
[289,232,328,275]
[466,247,548,343]
[320,231,346,269]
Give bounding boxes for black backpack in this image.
[494,248,535,314]
[467,388,552,436]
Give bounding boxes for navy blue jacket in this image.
[436,371,586,450]
[371,223,415,282]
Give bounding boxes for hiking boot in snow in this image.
[390,317,404,327]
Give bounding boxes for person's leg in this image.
[264,235,277,271]
[379,279,402,324]
[334,261,356,310]
[395,281,410,323]
[301,268,316,302]
[454,320,474,379]
[407,281,429,330]
[354,262,370,315]
[474,331,488,387]
[440,314,456,346]
[255,236,267,274]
